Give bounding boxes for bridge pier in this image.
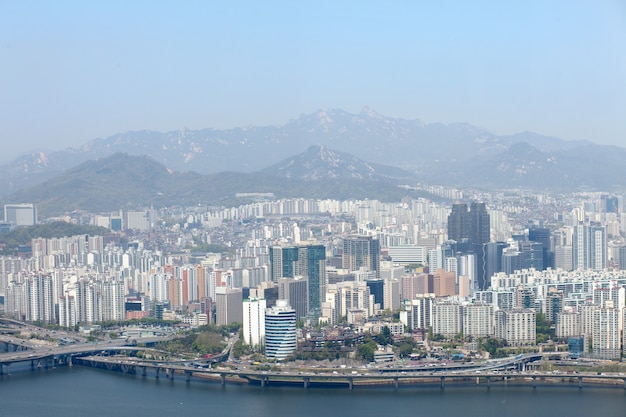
[440,376,445,389]
[578,376,583,389]
[185,371,192,382]
[303,377,310,389]
[221,374,226,385]
[394,377,399,390]
[623,378,626,390]
[486,376,490,388]
[261,376,268,387]
[155,368,160,379]
[532,376,536,388]
[141,366,147,377]
[348,377,353,390]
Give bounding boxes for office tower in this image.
[520,241,544,270]
[573,222,607,270]
[618,246,626,270]
[400,273,420,302]
[554,245,573,271]
[125,210,151,231]
[342,235,381,278]
[528,226,554,269]
[366,279,385,309]
[278,277,308,320]
[447,201,490,289]
[387,244,427,265]
[243,297,266,348]
[469,202,491,246]
[383,278,400,312]
[501,247,522,275]
[600,194,619,213]
[215,287,243,325]
[482,241,507,286]
[447,203,470,242]
[270,244,326,317]
[432,269,456,297]
[4,203,37,226]
[264,300,297,360]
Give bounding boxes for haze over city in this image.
[1,1,625,163]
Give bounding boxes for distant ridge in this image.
[5,152,426,215]
[0,107,623,195]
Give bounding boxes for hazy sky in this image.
[1,1,625,162]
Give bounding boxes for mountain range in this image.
[4,149,428,215]
[1,108,625,205]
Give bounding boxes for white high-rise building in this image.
[555,311,580,338]
[58,295,76,328]
[26,274,55,323]
[243,297,266,348]
[4,203,37,226]
[495,309,536,346]
[432,302,462,337]
[593,306,621,359]
[573,222,606,271]
[463,303,494,338]
[264,300,296,360]
[101,279,125,321]
[400,293,435,331]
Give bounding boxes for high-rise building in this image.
[243,297,266,348]
[342,235,381,278]
[528,227,554,269]
[432,301,462,337]
[432,269,456,297]
[278,277,308,321]
[482,242,508,285]
[494,309,536,346]
[366,279,385,309]
[215,287,243,326]
[520,241,544,270]
[447,201,490,289]
[447,203,470,243]
[400,293,435,331]
[573,222,607,271]
[270,244,326,317]
[264,300,296,360]
[463,303,494,338]
[593,305,621,359]
[4,203,37,226]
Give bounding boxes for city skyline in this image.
[1,1,625,162]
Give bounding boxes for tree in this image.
[374,326,392,346]
[357,341,377,362]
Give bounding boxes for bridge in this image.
[73,355,626,390]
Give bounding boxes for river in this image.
[1,366,625,417]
